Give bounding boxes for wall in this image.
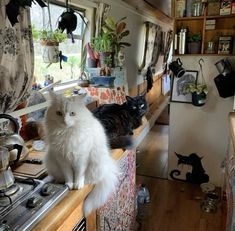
[168,56,235,186]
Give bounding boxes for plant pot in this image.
[98,52,115,67]
[188,42,201,54]
[192,92,207,106]
[41,41,60,63]
[91,76,115,87]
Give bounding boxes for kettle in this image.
[0,145,22,190]
[0,114,28,163]
[214,58,232,76]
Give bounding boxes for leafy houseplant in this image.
[102,16,131,54]
[187,33,202,54]
[91,33,113,53]
[32,26,67,45]
[32,26,67,64]
[186,82,208,106]
[91,33,114,67]
[102,16,131,66]
[186,83,208,94]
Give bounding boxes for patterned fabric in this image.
[98,149,136,231]
[138,21,162,75]
[94,3,111,38]
[225,143,235,231]
[86,86,126,105]
[0,1,34,113]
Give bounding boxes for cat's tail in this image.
[109,136,133,149]
[83,159,119,217]
[169,170,187,182]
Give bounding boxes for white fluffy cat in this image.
[44,92,119,217]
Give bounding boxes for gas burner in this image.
[0,178,69,230]
[0,195,12,207]
[1,183,20,197]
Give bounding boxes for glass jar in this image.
[192,1,202,16]
[206,41,215,53]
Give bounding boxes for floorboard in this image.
[135,107,222,231]
[136,176,222,231]
[136,125,169,179]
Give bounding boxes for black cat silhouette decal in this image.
[170,152,209,184]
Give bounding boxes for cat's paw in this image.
[74,179,85,189]
[65,182,74,190]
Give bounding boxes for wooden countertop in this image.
[229,112,235,151]
[32,148,125,231]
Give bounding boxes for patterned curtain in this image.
[139,21,162,75]
[163,30,173,64]
[0,1,34,113]
[94,2,111,37]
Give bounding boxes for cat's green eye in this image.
[70,112,76,116]
[56,111,63,116]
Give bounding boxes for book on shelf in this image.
[220,0,232,15]
[207,0,220,16]
[218,36,233,54]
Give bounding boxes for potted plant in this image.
[187,33,202,54]
[186,82,208,106]
[102,16,131,66]
[32,26,67,63]
[91,32,114,67]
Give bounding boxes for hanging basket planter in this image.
[192,91,207,107]
[186,58,208,107]
[41,40,60,64]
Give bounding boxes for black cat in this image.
[92,94,148,149]
[170,152,209,184]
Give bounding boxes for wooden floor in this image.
[135,108,223,231]
[135,176,223,231]
[136,125,169,179]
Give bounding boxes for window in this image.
[30,3,86,86]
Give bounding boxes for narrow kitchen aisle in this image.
[135,105,223,231]
[136,105,169,179]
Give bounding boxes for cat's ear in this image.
[48,91,58,102]
[72,94,87,103]
[175,152,182,158]
[126,95,133,102]
[141,91,147,98]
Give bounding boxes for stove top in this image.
[0,177,69,231]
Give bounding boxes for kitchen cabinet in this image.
[223,112,235,231]
[32,149,136,231]
[97,149,136,230]
[173,0,235,55]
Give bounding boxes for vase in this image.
[188,42,201,54]
[192,92,207,106]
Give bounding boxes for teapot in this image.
[0,114,28,163]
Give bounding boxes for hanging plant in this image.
[32,1,67,65]
[186,59,208,107]
[32,26,67,46]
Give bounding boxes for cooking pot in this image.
[0,114,28,163]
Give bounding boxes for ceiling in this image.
[144,0,172,17]
[123,0,173,24]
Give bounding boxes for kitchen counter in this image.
[32,148,125,231]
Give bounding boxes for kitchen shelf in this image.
[173,1,235,56]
